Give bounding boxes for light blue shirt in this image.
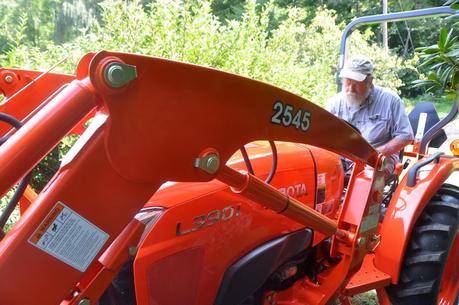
[327,85,414,162]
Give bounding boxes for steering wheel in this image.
[239,141,278,184]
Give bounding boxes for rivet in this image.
[4,75,13,84]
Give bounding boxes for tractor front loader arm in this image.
[0,66,92,213]
[0,68,74,137]
[0,63,98,139]
[0,51,385,305]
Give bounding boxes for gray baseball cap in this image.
[339,55,374,82]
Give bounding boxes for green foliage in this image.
[0,189,19,232]
[413,19,459,100]
[0,0,100,54]
[346,29,405,93]
[404,94,452,117]
[55,0,99,43]
[30,148,61,191]
[0,0,405,105]
[29,135,79,191]
[445,0,459,8]
[350,291,378,305]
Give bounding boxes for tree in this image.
[413,0,459,101]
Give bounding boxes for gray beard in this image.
[345,90,370,108]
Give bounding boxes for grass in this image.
[331,291,379,305]
[351,291,379,305]
[404,94,454,119]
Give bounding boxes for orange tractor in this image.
[0,6,458,305]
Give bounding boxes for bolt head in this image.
[106,64,126,88]
[104,62,137,88]
[357,237,366,246]
[4,75,13,84]
[379,156,387,171]
[78,299,91,305]
[206,155,220,173]
[128,246,138,257]
[194,153,220,174]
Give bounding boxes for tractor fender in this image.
[374,155,459,284]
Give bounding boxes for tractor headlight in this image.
[450,139,459,156]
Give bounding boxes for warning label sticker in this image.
[317,173,326,186]
[315,200,334,214]
[29,201,109,272]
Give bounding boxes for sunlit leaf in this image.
[445,28,455,47]
[430,62,446,70]
[426,85,440,93]
[421,45,440,54]
[445,91,457,101]
[418,57,437,69]
[453,71,459,88]
[438,27,448,51]
[448,36,458,46]
[446,48,459,57]
[428,72,438,81]
[412,79,436,88]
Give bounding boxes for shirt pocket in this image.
[363,115,391,145]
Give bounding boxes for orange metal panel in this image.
[135,191,306,305]
[18,185,38,213]
[375,156,459,283]
[135,142,343,304]
[146,141,318,209]
[344,254,391,295]
[85,51,378,185]
[218,165,340,236]
[376,288,393,305]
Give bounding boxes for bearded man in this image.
[327,55,414,175]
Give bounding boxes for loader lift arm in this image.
[0,51,386,305]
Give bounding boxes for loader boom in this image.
[0,51,387,305]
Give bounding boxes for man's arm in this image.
[376,137,412,156]
[378,93,414,156]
